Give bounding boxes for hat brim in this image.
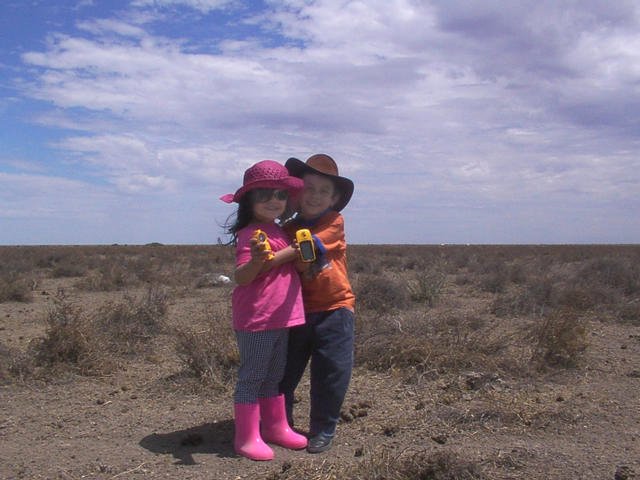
[220,176,303,203]
[285,157,354,212]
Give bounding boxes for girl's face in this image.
[298,174,339,220]
[251,189,288,223]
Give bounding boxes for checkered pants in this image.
[234,328,289,404]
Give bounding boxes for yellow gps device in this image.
[252,229,274,260]
[296,229,316,262]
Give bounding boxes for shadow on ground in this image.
[139,419,236,464]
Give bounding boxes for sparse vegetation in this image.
[0,244,639,479]
[0,272,32,303]
[174,319,238,391]
[93,285,169,354]
[530,307,588,369]
[408,268,446,306]
[267,448,485,479]
[30,290,107,376]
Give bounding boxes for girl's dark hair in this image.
[223,195,253,245]
[222,190,297,245]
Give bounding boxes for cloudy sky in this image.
[1,0,639,245]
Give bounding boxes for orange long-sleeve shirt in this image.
[286,211,355,314]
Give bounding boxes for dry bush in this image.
[0,247,36,275]
[529,308,588,370]
[0,273,33,303]
[45,251,89,278]
[350,255,382,275]
[355,273,410,313]
[174,304,238,391]
[616,300,640,325]
[30,291,110,376]
[578,255,640,295]
[0,342,35,383]
[51,263,87,278]
[491,250,640,321]
[491,277,553,317]
[356,312,511,379]
[75,263,136,291]
[408,269,446,307]
[64,244,236,290]
[93,285,169,354]
[267,448,485,480]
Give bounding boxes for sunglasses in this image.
[251,188,289,203]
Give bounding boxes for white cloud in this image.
[131,0,235,13]
[6,0,640,243]
[0,172,114,219]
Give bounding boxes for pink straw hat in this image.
[220,160,303,203]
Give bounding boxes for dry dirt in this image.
[1,246,639,480]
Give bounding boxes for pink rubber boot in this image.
[259,395,308,450]
[234,403,274,461]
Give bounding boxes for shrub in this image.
[356,313,510,378]
[31,290,107,375]
[266,448,485,479]
[480,270,509,293]
[617,301,640,325]
[93,285,169,354]
[0,273,33,303]
[492,277,553,317]
[408,269,446,307]
[529,308,588,370]
[1,345,35,382]
[51,264,87,278]
[578,256,640,295]
[0,342,35,383]
[356,274,410,312]
[174,308,238,391]
[75,263,134,291]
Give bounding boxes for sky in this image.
[1,0,639,245]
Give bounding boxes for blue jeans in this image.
[279,307,355,437]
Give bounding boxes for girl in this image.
[220,160,308,461]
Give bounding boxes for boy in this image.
[280,153,355,453]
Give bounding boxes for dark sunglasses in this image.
[252,188,289,203]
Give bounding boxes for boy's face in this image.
[298,173,339,219]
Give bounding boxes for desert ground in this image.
[1,244,639,480]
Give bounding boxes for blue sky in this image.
[1,0,639,245]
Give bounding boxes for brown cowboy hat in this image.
[285,154,354,212]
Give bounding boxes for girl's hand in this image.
[249,237,271,263]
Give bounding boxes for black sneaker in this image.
[307,434,333,453]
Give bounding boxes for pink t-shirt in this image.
[232,222,305,332]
